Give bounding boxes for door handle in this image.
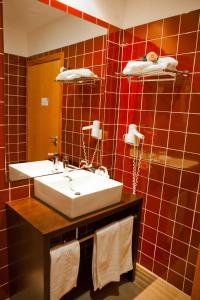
[49,136,58,146]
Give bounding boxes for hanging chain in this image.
[132,143,143,194]
[82,132,100,167]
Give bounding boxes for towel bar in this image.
[74,214,137,244]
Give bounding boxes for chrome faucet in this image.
[48,153,60,171]
[65,175,72,182]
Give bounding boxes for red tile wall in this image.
[61,36,108,169]
[114,9,200,294]
[0,0,199,297]
[4,53,27,166]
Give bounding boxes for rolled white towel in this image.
[122,57,178,76]
[56,68,97,81]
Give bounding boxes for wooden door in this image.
[27,53,63,161]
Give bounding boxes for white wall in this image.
[4,24,28,57]
[28,14,107,56]
[57,0,125,28]
[58,0,200,29]
[123,0,200,28]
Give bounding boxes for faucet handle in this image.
[48,153,59,163]
[95,166,109,178]
[62,155,69,169]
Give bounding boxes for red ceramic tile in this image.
[158,216,174,236]
[148,179,163,198]
[67,6,82,18]
[183,279,193,296]
[193,212,200,231]
[164,167,181,186]
[188,114,200,134]
[181,170,199,192]
[147,19,163,40]
[160,200,176,220]
[155,247,170,266]
[172,93,190,113]
[142,239,155,257]
[153,261,167,280]
[123,28,133,44]
[149,163,164,181]
[176,206,194,228]
[96,18,109,29]
[0,190,9,210]
[163,15,180,37]
[188,246,198,265]
[156,94,172,111]
[146,195,160,214]
[162,184,179,204]
[162,36,178,56]
[157,231,172,252]
[180,10,200,34]
[153,129,168,148]
[173,222,191,244]
[50,0,67,12]
[10,186,29,201]
[170,113,187,132]
[191,229,200,248]
[143,225,157,244]
[145,210,159,227]
[196,194,200,212]
[168,131,185,151]
[178,32,197,54]
[154,112,170,130]
[134,24,147,43]
[170,255,186,275]
[192,73,200,93]
[140,253,153,270]
[171,239,188,259]
[178,189,196,211]
[185,262,195,281]
[82,12,96,25]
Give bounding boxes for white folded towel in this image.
[119,216,134,275]
[123,57,178,76]
[56,68,97,81]
[92,222,120,291]
[50,240,80,300]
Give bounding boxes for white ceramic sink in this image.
[9,160,67,181]
[34,170,123,218]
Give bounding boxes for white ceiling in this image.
[3,0,67,33]
[58,0,200,28]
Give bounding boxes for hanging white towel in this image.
[119,216,134,275]
[50,240,80,300]
[92,222,120,291]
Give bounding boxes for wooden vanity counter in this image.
[6,191,143,300]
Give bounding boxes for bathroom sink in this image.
[9,160,67,181]
[34,170,123,218]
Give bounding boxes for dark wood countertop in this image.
[6,191,142,236]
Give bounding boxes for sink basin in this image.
[34,170,123,218]
[9,160,67,181]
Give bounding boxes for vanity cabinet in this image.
[6,192,142,300]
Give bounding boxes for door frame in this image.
[27,52,64,161]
